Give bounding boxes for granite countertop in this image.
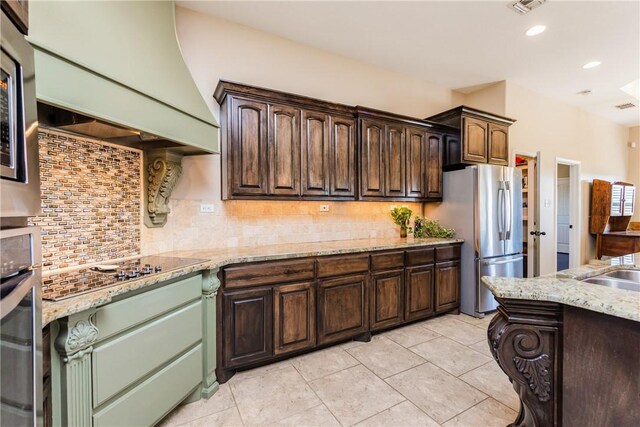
[42,237,463,325]
[482,253,640,322]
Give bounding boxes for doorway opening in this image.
[556,158,581,270]
[514,152,539,277]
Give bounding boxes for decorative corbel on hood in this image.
[144,150,184,228]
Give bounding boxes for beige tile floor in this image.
[159,313,519,427]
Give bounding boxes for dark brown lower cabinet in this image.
[435,260,460,313]
[370,270,404,330]
[404,265,434,321]
[217,244,461,382]
[274,282,316,355]
[223,288,273,368]
[317,274,368,345]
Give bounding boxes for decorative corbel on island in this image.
[144,149,184,228]
[488,299,562,427]
[54,310,99,427]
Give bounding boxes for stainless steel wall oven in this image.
[0,226,42,426]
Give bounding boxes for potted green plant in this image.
[413,216,455,238]
[390,207,413,238]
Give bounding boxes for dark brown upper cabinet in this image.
[357,108,450,201]
[215,81,356,200]
[427,106,515,170]
[228,98,269,197]
[269,105,300,196]
[215,81,467,201]
[2,0,29,34]
[360,118,386,197]
[301,110,330,196]
[329,116,356,197]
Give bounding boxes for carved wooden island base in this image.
[489,297,640,427]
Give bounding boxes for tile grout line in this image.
[438,395,491,425]
[291,361,345,427]
[347,398,409,427]
[227,380,248,427]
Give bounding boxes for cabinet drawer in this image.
[224,259,315,288]
[95,274,201,340]
[436,245,461,262]
[317,254,369,278]
[371,251,404,271]
[92,301,202,407]
[405,248,435,266]
[93,344,202,427]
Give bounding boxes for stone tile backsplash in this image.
[29,129,141,270]
[141,199,424,255]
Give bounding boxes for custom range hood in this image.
[27,1,219,228]
[27,0,218,155]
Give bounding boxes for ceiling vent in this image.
[614,102,638,110]
[510,0,547,15]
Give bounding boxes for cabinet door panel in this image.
[488,123,509,165]
[406,127,426,198]
[360,119,385,197]
[426,133,443,199]
[330,116,356,196]
[274,282,316,355]
[444,134,461,167]
[231,98,269,195]
[223,288,273,368]
[404,265,434,321]
[385,124,406,197]
[462,117,488,164]
[269,104,300,195]
[318,274,368,345]
[370,270,404,330]
[301,110,330,196]
[435,261,460,313]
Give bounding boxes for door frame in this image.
[555,158,581,269]
[512,150,541,277]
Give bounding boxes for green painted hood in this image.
[28,0,218,154]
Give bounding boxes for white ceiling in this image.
[178,0,640,126]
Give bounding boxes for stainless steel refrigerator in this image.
[426,164,523,318]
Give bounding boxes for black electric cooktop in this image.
[42,256,207,301]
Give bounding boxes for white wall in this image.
[505,82,630,269]
[628,126,640,222]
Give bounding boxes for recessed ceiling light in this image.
[582,61,601,69]
[525,25,546,36]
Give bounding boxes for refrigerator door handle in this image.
[497,183,505,241]
[505,182,512,240]
[481,255,524,266]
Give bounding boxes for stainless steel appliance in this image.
[1,227,42,426]
[426,164,523,317]
[1,7,40,218]
[1,5,43,426]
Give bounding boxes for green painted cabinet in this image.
[48,272,221,427]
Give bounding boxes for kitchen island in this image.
[482,255,640,427]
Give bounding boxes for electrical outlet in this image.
[200,203,215,213]
[319,204,330,212]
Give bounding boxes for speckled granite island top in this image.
[42,237,463,325]
[482,253,640,322]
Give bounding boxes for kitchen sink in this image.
[603,269,640,282]
[582,275,640,292]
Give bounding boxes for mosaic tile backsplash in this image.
[29,129,141,271]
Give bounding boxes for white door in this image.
[557,178,570,253]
